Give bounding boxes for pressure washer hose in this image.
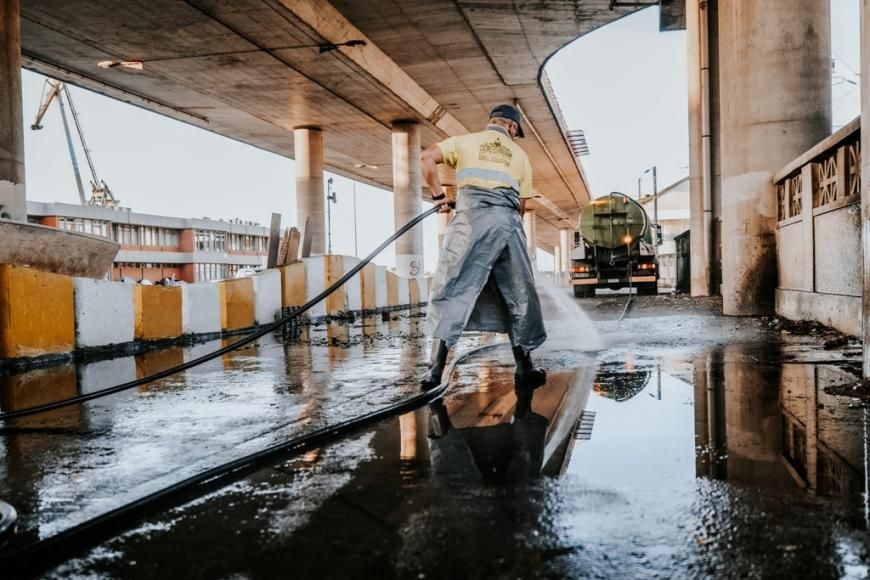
[0,206,442,422]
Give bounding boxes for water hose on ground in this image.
[0,206,442,422]
[0,342,506,573]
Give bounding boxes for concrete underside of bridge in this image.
[11,0,645,250]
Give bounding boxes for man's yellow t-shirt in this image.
[437,127,533,199]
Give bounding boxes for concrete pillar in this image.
[294,128,325,255]
[553,245,561,277]
[392,122,423,277]
[559,228,572,281]
[523,210,537,271]
[718,0,831,315]
[0,0,25,221]
[862,0,870,376]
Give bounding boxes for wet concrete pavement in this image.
[3,293,870,578]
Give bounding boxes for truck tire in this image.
[573,285,595,298]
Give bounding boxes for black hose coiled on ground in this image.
[0,206,441,422]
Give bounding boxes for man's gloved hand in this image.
[436,199,455,214]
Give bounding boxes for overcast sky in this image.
[21,2,859,273]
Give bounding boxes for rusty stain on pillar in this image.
[0,0,25,221]
[392,122,423,277]
[718,0,831,315]
[294,127,325,255]
[861,0,870,376]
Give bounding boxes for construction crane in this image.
[31,79,118,208]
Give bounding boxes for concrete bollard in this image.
[0,265,75,359]
[279,262,306,309]
[219,278,255,332]
[343,257,362,312]
[134,285,183,341]
[361,263,377,311]
[73,278,135,348]
[375,265,388,309]
[386,271,399,307]
[302,257,327,319]
[253,269,282,325]
[181,283,221,335]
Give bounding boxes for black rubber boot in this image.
[513,345,547,389]
[421,339,449,391]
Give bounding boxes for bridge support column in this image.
[523,210,537,271]
[862,0,870,376]
[392,122,423,277]
[294,127,325,255]
[560,228,572,284]
[718,0,831,315]
[0,0,25,221]
[554,244,562,280]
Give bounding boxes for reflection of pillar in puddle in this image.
[399,408,431,464]
[721,344,790,487]
[327,321,350,366]
[693,348,727,479]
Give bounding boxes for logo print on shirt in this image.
[478,138,513,167]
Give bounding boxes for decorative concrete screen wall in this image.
[74,279,135,348]
[253,270,282,325]
[182,284,221,335]
[774,118,861,336]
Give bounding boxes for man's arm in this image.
[421,145,445,200]
[520,198,527,217]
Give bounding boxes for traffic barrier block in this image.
[219,278,255,332]
[134,285,183,340]
[343,257,362,312]
[0,265,75,359]
[324,255,347,315]
[182,283,221,335]
[302,257,327,318]
[74,278,135,348]
[254,269,282,325]
[375,266,388,308]
[386,271,399,306]
[279,262,306,308]
[409,278,420,305]
[419,276,430,302]
[361,263,377,311]
[398,276,410,306]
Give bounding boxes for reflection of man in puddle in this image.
[420,104,547,390]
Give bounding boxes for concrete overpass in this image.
[0,0,655,275]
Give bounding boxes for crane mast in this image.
[31,79,119,208]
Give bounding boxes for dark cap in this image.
[489,104,524,138]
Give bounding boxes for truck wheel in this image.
[573,286,595,298]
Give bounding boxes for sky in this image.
[20,2,860,273]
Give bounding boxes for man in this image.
[420,104,547,389]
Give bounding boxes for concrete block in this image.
[0,265,75,358]
[409,277,420,305]
[279,262,306,308]
[776,288,861,337]
[302,257,327,319]
[398,276,410,306]
[134,285,183,341]
[361,263,377,311]
[219,278,255,332]
[343,257,362,312]
[386,271,399,306]
[420,276,430,302]
[253,269,282,325]
[73,278,135,348]
[324,255,347,315]
[375,266,388,308]
[182,283,221,335]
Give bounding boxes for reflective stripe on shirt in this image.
[456,167,520,192]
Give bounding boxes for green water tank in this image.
[578,192,649,250]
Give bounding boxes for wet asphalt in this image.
[1,292,869,579]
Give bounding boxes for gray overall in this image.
[425,186,547,351]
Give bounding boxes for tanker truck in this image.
[570,192,661,298]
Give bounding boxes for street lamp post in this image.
[643,166,658,226]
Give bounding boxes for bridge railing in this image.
[773,116,861,337]
[775,117,861,225]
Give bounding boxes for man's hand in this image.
[436,199,455,214]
